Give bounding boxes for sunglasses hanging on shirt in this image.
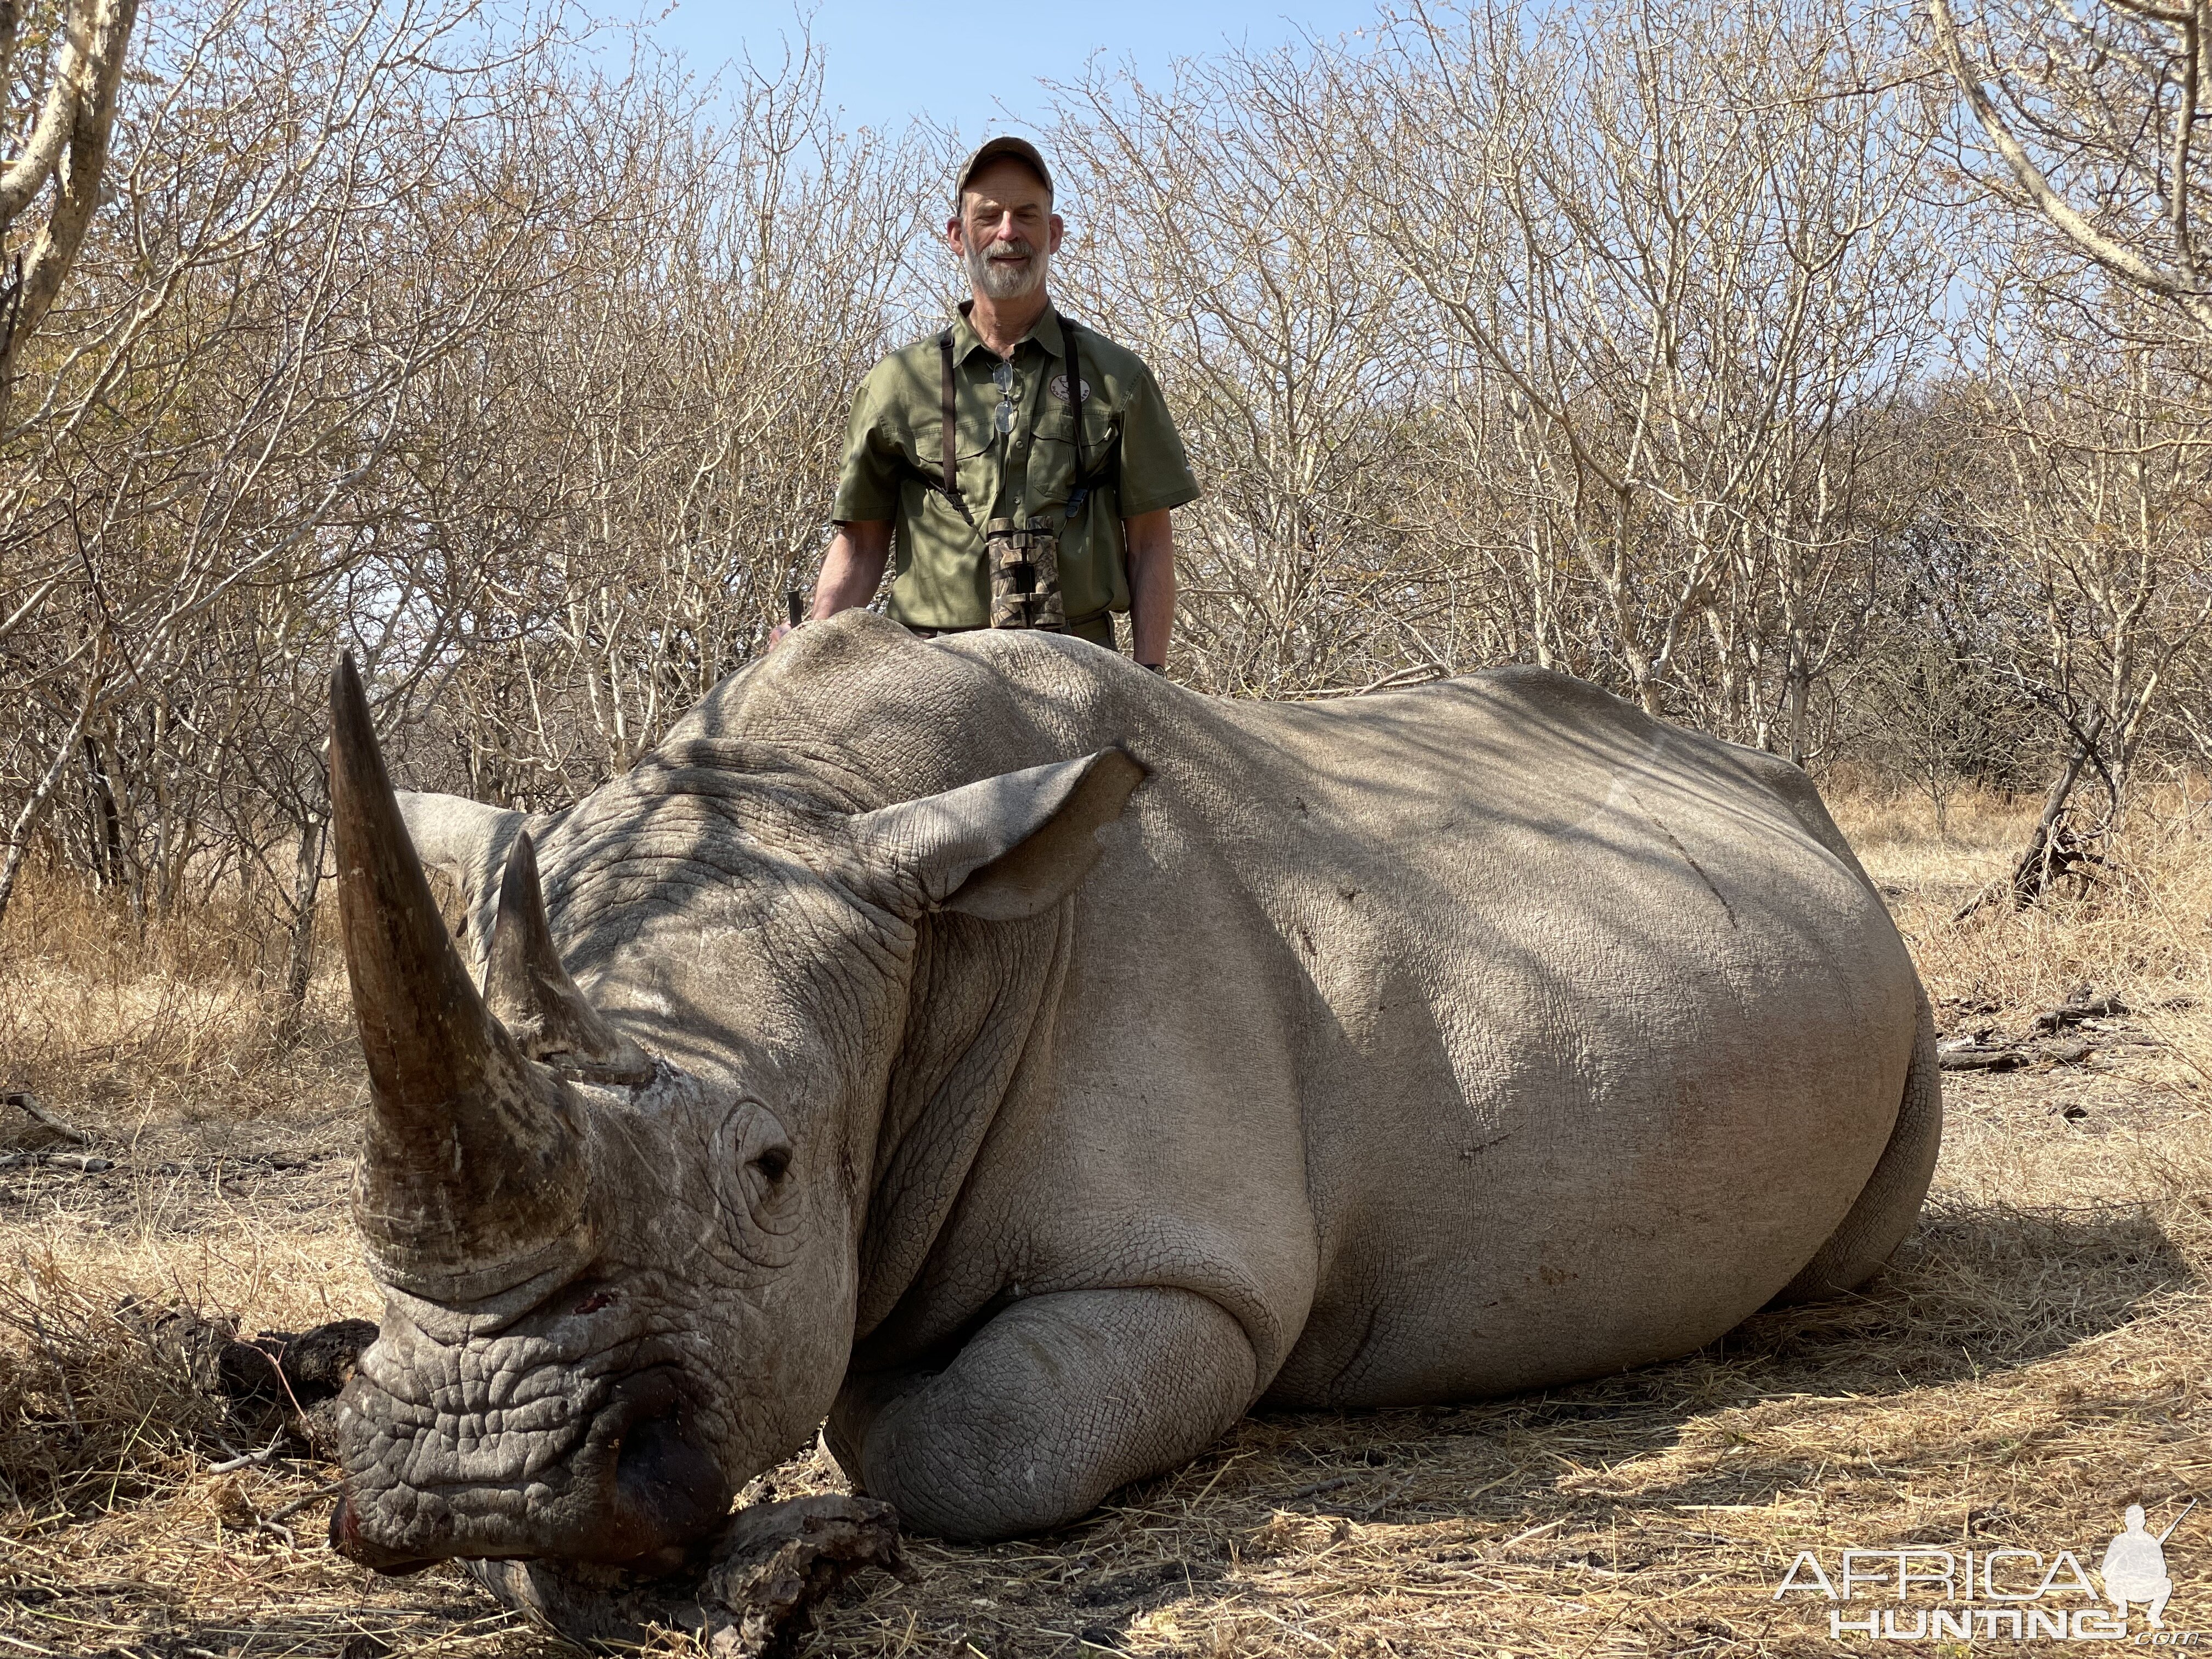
[991,359,1020,435]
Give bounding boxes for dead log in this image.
[2,1090,89,1144]
[0,1149,112,1171]
[2032,994,2128,1033]
[1937,1041,2027,1072]
[219,1318,380,1457]
[114,1302,377,1458]
[468,1494,902,1657]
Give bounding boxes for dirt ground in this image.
[3,784,2209,1657]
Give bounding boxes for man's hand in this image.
[774,521,893,647]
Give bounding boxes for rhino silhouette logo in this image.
[2102,1500,2194,1630]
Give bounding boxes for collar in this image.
[950,298,1068,366]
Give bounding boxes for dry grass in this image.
[1832,781,2212,1031]
[3,786,2210,1657]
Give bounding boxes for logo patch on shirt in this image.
[1049,375,1091,402]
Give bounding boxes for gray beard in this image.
[966,237,1047,300]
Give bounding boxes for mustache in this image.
[980,239,1036,259]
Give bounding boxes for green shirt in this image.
[831,304,1200,630]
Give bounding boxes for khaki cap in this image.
[955,136,1053,206]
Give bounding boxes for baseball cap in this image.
[955,136,1054,207]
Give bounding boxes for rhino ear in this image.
[396,789,526,955]
[853,749,1147,922]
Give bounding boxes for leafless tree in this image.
[1347,0,1951,757]
[433,42,913,792]
[1933,0,2212,341]
[0,0,624,966]
[1049,51,1465,697]
[0,0,138,421]
[1953,327,2212,906]
[1932,0,2212,899]
[2,0,2205,978]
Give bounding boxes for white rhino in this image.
[325,611,1938,1570]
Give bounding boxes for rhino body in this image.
[327,612,1938,1562]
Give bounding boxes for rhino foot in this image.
[836,1285,1255,1541]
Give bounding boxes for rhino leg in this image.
[1769,986,1942,1305]
[830,1287,1254,1541]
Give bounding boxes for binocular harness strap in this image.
[933,313,1105,632]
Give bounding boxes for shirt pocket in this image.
[1031,416,1119,505]
[1026,432,1080,512]
[941,425,994,510]
[940,398,995,481]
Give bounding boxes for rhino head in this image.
[320,653,1141,1573]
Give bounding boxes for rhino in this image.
[325,612,1939,1571]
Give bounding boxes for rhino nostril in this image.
[603,1390,730,1564]
[328,1492,440,1576]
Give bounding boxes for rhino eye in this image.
[751,1144,792,1183]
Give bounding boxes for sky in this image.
[644,0,1382,141]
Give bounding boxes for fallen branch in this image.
[207,1437,287,1474]
[2,1091,87,1145]
[1954,719,2108,921]
[0,1150,112,1172]
[2032,994,2129,1033]
[261,1479,344,1526]
[1937,1042,2027,1073]
[153,1152,312,1176]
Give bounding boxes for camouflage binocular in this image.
[985,516,1066,631]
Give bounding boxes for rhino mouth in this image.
[331,1364,732,1576]
[598,1366,735,1569]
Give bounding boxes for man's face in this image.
[949,159,1063,302]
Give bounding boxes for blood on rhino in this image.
[324,611,1938,1571]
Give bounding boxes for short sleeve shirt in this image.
[831,304,1200,630]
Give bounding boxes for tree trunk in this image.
[1957,708,2108,919]
[83,734,122,889]
[1785,650,1813,769]
[273,810,326,1050]
[0,695,101,928]
[0,0,143,423]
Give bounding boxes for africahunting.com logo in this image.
[1771,1500,2197,1642]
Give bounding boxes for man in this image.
[2102,1503,2177,1629]
[792,137,1197,670]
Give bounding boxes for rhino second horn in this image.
[329,653,594,1293]
[484,832,653,1086]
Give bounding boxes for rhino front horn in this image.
[329,653,594,1295]
[484,832,653,1086]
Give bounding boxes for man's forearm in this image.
[1124,509,1176,668]
[812,522,892,619]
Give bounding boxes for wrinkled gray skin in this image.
[329,611,1939,1567]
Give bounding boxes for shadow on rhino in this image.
[321,612,1951,1573]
